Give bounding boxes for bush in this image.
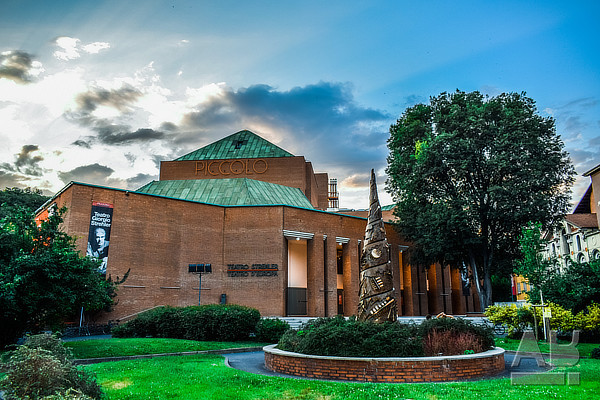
[423,330,485,356]
[112,304,261,342]
[591,347,600,359]
[0,334,103,400]
[279,316,423,357]
[255,318,290,343]
[486,302,600,341]
[418,317,495,353]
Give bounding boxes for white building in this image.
[543,163,600,270]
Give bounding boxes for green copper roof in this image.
[381,204,395,211]
[136,178,314,208]
[175,130,295,161]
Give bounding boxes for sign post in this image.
[189,264,212,305]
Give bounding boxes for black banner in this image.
[86,201,113,274]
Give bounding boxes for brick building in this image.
[37,130,480,322]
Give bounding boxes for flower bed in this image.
[264,345,505,383]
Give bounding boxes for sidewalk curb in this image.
[73,346,265,365]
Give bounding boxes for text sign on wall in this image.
[86,201,113,274]
[195,159,268,176]
[227,264,279,277]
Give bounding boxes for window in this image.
[576,235,582,252]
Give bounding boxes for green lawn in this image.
[65,338,266,359]
[495,337,599,358]
[85,354,600,400]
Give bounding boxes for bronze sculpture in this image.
[357,169,398,323]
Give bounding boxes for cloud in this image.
[58,163,114,185]
[57,163,156,190]
[66,85,169,146]
[0,145,45,177]
[126,173,156,188]
[75,85,142,113]
[0,170,31,189]
[180,81,390,156]
[82,42,111,54]
[342,173,371,188]
[96,126,167,145]
[0,50,44,84]
[53,37,111,60]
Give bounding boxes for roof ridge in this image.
[174,130,295,161]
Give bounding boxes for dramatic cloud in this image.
[0,50,43,84]
[66,85,168,146]
[57,163,156,190]
[0,145,45,177]
[58,163,115,185]
[180,81,391,181]
[53,37,110,60]
[15,145,44,172]
[0,170,31,189]
[75,85,142,113]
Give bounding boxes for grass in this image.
[495,337,599,358]
[85,354,600,399]
[64,338,266,359]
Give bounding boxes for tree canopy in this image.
[0,187,49,219]
[386,90,574,310]
[0,205,117,348]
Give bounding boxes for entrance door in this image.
[287,239,307,316]
[287,288,307,316]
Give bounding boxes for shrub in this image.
[256,318,290,343]
[113,304,261,342]
[418,317,495,351]
[0,334,103,400]
[423,330,485,356]
[591,347,600,359]
[278,316,424,357]
[486,302,600,341]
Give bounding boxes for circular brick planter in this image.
[264,345,505,383]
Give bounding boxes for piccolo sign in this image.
[195,159,268,176]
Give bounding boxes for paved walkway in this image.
[223,350,551,382]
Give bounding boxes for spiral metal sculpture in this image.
[357,169,398,323]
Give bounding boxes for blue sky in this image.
[1,0,598,209]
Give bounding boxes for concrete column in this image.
[390,246,403,316]
[325,237,338,317]
[402,262,414,316]
[411,265,429,316]
[307,234,324,316]
[342,239,359,316]
[426,264,440,314]
[450,266,466,315]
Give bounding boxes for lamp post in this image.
[189,264,212,305]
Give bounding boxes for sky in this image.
[1,0,599,210]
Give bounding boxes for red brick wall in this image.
[264,346,505,382]
[41,183,471,322]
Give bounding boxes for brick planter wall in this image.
[264,345,505,382]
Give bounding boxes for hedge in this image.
[112,304,260,342]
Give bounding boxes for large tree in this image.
[386,90,574,310]
[0,205,117,348]
[0,187,49,219]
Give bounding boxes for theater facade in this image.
[38,130,481,322]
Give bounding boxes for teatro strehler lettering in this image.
[195,159,268,176]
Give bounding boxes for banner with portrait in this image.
[86,201,113,274]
